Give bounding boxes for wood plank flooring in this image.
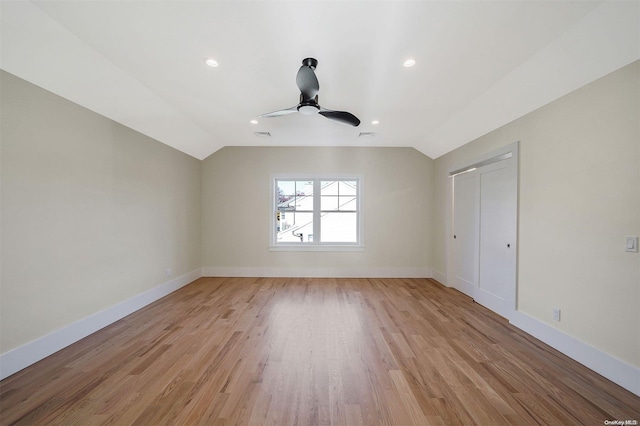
[1,277,638,425]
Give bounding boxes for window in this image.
[271,175,363,251]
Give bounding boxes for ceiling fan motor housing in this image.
[302,57,318,69]
[298,95,320,115]
[298,104,320,115]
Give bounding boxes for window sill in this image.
[269,244,365,252]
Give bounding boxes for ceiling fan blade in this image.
[260,106,298,117]
[296,66,319,100]
[318,109,361,127]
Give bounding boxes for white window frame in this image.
[269,174,364,251]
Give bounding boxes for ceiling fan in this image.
[260,58,361,127]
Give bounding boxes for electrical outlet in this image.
[165,268,172,277]
[553,307,561,322]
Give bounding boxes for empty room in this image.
[1,1,639,425]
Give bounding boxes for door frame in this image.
[445,141,519,318]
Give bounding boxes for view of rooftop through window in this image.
[274,178,359,245]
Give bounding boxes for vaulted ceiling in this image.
[2,1,638,160]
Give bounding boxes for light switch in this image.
[626,236,638,253]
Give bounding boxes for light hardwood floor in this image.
[1,277,638,425]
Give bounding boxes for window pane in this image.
[277,180,295,196]
[321,196,338,211]
[320,181,338,195]
[277,212,314,242]
[294,193,314,211]
[339,181,357,196]
[320,212,357,243]
[338,196,357,211]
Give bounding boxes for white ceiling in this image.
[1,1,638,160]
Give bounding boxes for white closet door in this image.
[474,160,517,318]
[450,143,518,320]
[452,171,479,298]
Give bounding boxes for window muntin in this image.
[273,176,362,249]
[320,180,357,212]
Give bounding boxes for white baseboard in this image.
[510,310,640,397]
[0,268,202,380]
[431,268,446,285]
[202,266,432,279]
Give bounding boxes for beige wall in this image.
[433,61,640,367]
[201,146,434,275]
[0,71,202,353]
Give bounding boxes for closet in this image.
[450,143,518,319]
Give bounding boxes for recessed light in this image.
[250,119,258,125]
[205,58,219,67]
[403,58,416,67]
[371,120,379,125]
